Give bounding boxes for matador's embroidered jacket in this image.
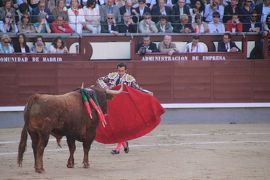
[97,72,144,91]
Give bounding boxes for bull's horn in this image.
[81,82,84,88]
[106,84,123,94]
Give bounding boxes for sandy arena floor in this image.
[0,124,270,180]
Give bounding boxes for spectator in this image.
[101,13,119,34]
[204,0,224,23]
[83,0,101,34]
[100,0,121,23]
[52,0,69,21]
[192,13,209,33]
[115,0,126,7]
[156,15,173,33]
[134,0,151,22]
[0,0,16,22]
[223,0,242,23]
[31,35,48,53]
[172,0,191,23]
[189,0,205,23]
[243,10,262,32]
[47,0,57,12]
[208,11,225,33]
[0,11,18,33]
[255,0,270,23]
[184,35,206,53]
[31,0,54,23]
[0,34,14,54]
[13,33,30,53]
[118,12,137,33]
[51,15,73,33]
[146,0,156,9]
[119,0,137,23]
[137,35,159,55]
[68,0,86,34]
[173,14,193,33]
[16,2,30,23]
[33,13,51,33]
[49,37,69,53]
[226,13,243,32]
[217,32,240,52]
[263,13,270,32]
[28,0,40,11]
[241,0,255,22]
[138,12,158,33]
[151,0,172,23]
[158,35,177,55]
[18,14,35,33]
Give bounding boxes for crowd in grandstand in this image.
[0,0,269,55]
[0,0,269,34]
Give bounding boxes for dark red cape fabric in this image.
[95,85,165,144]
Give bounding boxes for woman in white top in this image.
[0,34,14,54]
[68,0,86,34]
[184,35,206,53]
[189,0,205,23]
[49,37,69,54]
[83,0,101,34]
[208,11,225,33]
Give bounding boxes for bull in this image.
[17,85,123,173]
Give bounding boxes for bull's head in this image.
[91,84,123,114]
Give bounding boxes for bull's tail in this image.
[17,124,28,167]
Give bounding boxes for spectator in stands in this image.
[217,32,240,52]
[52,0,69,21]
[145,0,156,9]
[115,0,126,7]
[173,14,193,33]
[68,0,86,34]
[223,0,242,23]
[119,12,137,33]
[16,2,30,23]
[13,33,30,53]
[204,0,224,23]
[31,35,48,53]
[0,0,16,22]
[0,34,14,54]
[241,0,255,22]
[138,12,158,33]
[83,0,101,34]
[100,0,121,23]
[33,13,52,33]
[31,0,54,23]
[137,35,159,55]
[156,15,173,33]
[49,37,69,53]
[226,13,243,32]
[0,11,18,33]
[51,15,73,33]
[119,0,137,22]
[243,10,262,32]
[101,13,119,34]
[263,13,270,32]
[184,35,207,53]
[18,14,35,33]
[208,11,225,33]
[172,0,191,23]
[28,0,40,11]
[189,0,205,23]
[158,35,177,55]
[134,0,151,22]
[192,13,209,33]
[151,0,172,23]
[255,0,270,23]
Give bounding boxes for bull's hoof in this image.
[67,163,74,168]
[35,168,44,173]
[83,162,89,168]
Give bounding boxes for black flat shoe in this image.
[111,150,120,155]
[124,142,129,153]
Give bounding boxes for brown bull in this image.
[17,85,122,173]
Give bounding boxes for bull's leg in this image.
[28,131,38,170]
[82,139,93,168]
[35,133,50,173]
[66,137,76,168]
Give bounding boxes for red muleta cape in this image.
[95,84,165,144]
